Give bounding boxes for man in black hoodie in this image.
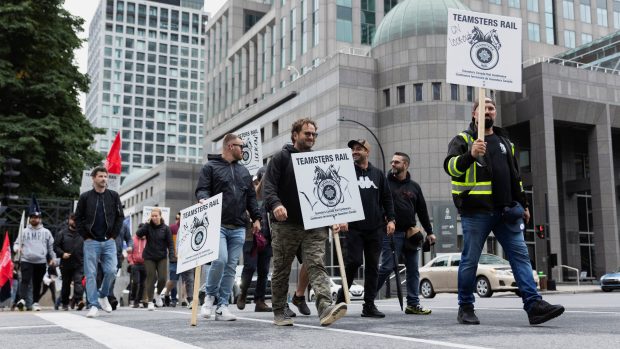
[263,118,347,327]
[336,139,396,318]
[195,133,262,322]
[376,152,435,315]
[54,213,85,311]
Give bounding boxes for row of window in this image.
[122,186,154,210]
[383,83,476,107]
[106,0,204,35]
[105,22,203,46]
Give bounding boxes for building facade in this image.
[198,0,620,280]
[86,0,208,178]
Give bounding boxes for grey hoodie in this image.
[13,224,56,264]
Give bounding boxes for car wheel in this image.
[476,276,493,298]
[420,280,435,298]
[601,287,612,292]
[332,292,337,302]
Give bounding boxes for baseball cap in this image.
[347,139,371,152]
[502,201,525,232]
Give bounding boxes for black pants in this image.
[240,241,272,301]
[130,264,146,303]
[343,227,382,304]
[60,265,84,306]
[19,262,47,306]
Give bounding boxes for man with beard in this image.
[376,152,435,315]
[196,133,262,321]
[54,213,85,311]
[263,118,347,326]
[444,97,564,325]
[336,139,395,318]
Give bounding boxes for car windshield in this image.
[333,278,342,286]
[479,254,510,265]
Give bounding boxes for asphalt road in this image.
[1,291,619,349]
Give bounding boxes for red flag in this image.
[0,231,13,288]
[106,132,122,174]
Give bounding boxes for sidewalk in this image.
[540,283,602,295]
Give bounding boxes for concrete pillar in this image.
[214,21,220,68]
[530,94,562,277]
[264,26,273,93]
[249,39,256,92]
[233,53,240,107]
[257,33,264,89]
[588,104,620,277]
[241,46,248,97]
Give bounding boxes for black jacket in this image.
[53,227,84,267]
[263,144,304,225]
[136,222,175,261]
[443,122,528,214]
[349,162,396,231]
[75,189,124,240]
[387,172,433,234]
[195,154,261,227]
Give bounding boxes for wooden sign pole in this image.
[332,228,350,304]
[190,265,202,326]
[478,86,486,140]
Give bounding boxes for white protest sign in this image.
[446,9,522,92]
[237,127,263,175]
[80,170,120,193]
[176,193,222,274]
[142,206,171,225]
[291,148,365,230]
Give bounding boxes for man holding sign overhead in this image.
[444,98,564,326]
[263,118,347,327]
[195,133,262,321]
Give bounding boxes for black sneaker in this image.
[284,304,297,318]
[527,299,565,325]
[335,288,345,304]
[319,302,347,326]
[361,303,385,318]
[164,295,171,307]
[16,299,25,311]
[292,294,311,315]
[109,297,118,311]
[457,304,480,325]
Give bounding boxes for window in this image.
[313,0,319,46]
[361,0,376,45]
[450,84,459,101]
[467,86,474,102]
[508,0,520,8]
[301,0,308,54]
[528,22,541,42]
[272,120,279,137]
[414,83,423,101]
[563,0,575,20]
[580,3,592,23]
[383,88,390,107]
[432,82,441,101]
[545,0,555,44]
[489,0,501,4]
[564,30,576,48]
[581,33,593,44]
[336,0,353,43]
[597,7,608,26]
[290,8,297,62]
[397,85,405,104]
[384,0,398,13]
[280,17,287,69]
[431,256,449,267]
[614,8,620,29]
[527,0,538,12]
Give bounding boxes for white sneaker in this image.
[215,305,237,321]
[86,307,99,318]
[32,303,41,311]
[148,302,155,311]
[187,300,193,310]
[155,295,163,308]
[200,295,215,319]
[99,297,112,313]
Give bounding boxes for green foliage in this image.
[0,0,103,199]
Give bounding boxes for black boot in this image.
[527,299,564,325]
[237,292,247,310]
[361,302,385,318]
[457,304,480,325]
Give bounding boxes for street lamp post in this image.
[337,117,386,173]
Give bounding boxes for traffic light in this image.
[3,158,21,201]
[535,224,545,239]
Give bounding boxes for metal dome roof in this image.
[372,0,470,47]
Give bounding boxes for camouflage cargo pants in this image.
[271,221,332,315]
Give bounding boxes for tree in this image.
[0,0,103,198]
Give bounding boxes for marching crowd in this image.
[8,98,565,327]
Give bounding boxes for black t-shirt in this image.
[92,193,108,241]
[486,134,512,208]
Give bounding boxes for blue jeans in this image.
[459,211,541,311]
[206,226,245,306]
[377,232,421,306]
[83,239,117,309]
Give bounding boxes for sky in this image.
[62,0,227,109]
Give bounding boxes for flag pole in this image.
[190,265,202,326]
[478,87,486,141]
[331,228,350,304]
